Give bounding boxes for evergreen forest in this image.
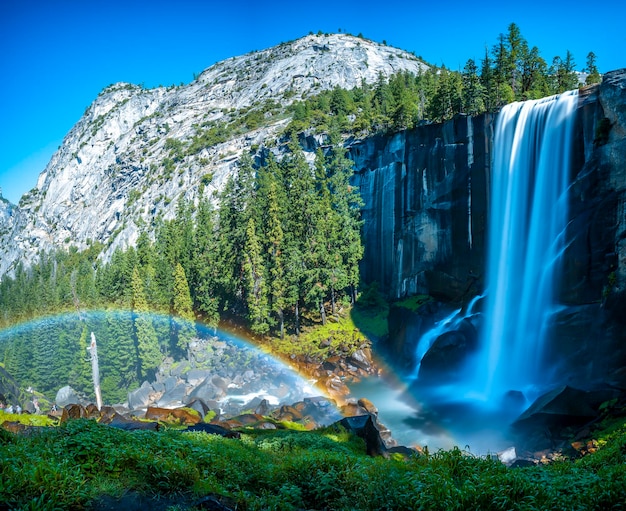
[0,140,362,403]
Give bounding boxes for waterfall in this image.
[475,90,579,399]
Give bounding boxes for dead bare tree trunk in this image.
[87,332,103,411]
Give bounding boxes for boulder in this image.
[418,318,478,381]
[108,415,159,431]
[127,382,154,410]
[163,376,178,392]
[60,403,88,422]
[347,348,374,373]
[186,369,211,386]
[273,405,303,422]
[145,406,201,425]
[301,396,343,426]
[514,385,602,428]
[184,398,212,419]
[337,415,387,457]
[1,421,26,434]
[55,386,82,408]
[186,378,223,403]
[254,398,271,416]
[511,385,615,452]
[357,397,378,416]
[156,382,188,408]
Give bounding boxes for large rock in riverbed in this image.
[55,386,83,408]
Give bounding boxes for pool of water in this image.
[348,375,521,455]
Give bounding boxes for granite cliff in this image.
[0,33,428,277]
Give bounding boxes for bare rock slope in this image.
[0,34,428,276]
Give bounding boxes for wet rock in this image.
[418,318,478,382]
[351,114,489,302]
[337,415,388,457]
[515,386,599,427]
[511,385,616,452]
[502,390,527,410]
[385,300,450,371]
[357,397,378,416]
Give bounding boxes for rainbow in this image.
[0,309,333,409]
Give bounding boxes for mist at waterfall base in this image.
[352,90,580,454]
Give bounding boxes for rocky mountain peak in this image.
[0,33,428,277]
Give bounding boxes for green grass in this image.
[350,304,389,338]
[393,294,433,312]
[265,310,368,361]
[2,416,626,510]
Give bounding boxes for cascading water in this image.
[410,294,483,380]
[473,90,579,400]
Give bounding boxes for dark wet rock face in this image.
[350,114,491,302]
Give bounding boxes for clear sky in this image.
[1,0,624,205]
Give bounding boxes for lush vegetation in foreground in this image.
[1,414,626,511]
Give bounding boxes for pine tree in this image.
[551,51,578,93]
[217,153,255,309]
[325,133,364,306]
[70,324,93,397]
[480,47,498,112]
[132,266,162,379]
[428,67,463,122]
[102,310,138,394]
[462,59,486,115]
[585,51,601,85]
[172,263,196,354]
[190,193,220,330]
[265,178,288,338]
[243,218,270,334]
[505,23,525,97]
[519,45,549,99]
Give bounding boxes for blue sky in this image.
[1,0,624,205]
